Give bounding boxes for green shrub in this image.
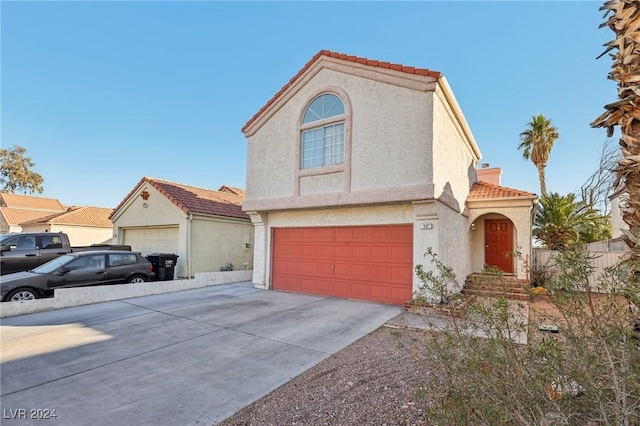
[411,250,640,425]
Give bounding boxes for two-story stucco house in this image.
[241,50,537,305]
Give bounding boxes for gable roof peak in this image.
[242,50,442,134]
[110,177,249,221]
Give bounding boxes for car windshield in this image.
[0,234,17,244]
[31,255,75,274]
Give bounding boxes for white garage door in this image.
[122,227,179,255]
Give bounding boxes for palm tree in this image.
[592,0,640,259]
[518,114,560,196]
[534,192,611,250]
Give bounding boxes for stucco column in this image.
[247,211,269,289]
[412,200,440,296]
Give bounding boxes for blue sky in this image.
[2,1,617,209]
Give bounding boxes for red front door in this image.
[484,219,514,273]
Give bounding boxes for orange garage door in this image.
[272,225,413,304]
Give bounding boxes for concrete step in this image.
[463,274,530,301]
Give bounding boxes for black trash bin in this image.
[146,253,179,281]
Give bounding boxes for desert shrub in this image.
[530,261,553,288]
[414,247,461,305]
[411,250,640,425]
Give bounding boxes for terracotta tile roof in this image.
[20,206,114,228]
[0,192,66,211]
[111,177,249,221]
[242,50,442,133]
[468,181,537,200]
[0,208,62,226]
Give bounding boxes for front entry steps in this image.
[462,274,529,301]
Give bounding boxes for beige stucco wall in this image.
[243,59,484,300]
[191,216,254,273]
[431,84,479,212]
[467,203,535,280]
[112,183,253,278]
[433,202,472,289]
[249,200,472,298]
[112,184,188,276]
[245,67,434,204]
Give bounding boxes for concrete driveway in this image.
[0,282,401,425]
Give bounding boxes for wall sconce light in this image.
[142,203,148,208]
[245,243,251,249]
[470,222,476,231]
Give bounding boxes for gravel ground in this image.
[217,326,433,426]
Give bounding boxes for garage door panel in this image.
[391,246,412,261]
[333,263,350,277]
[351,283,370,297]
[334,228,353,241]
[317,245,334,258]
[287,244,303,256]
[272,259,288,274]
[371,245,391,260]
[316,280,333,293]
[288,229,304,240]
[332,280,351,296]
[317,262,333,275]
[351,227,370,240]
[371,227,391,240]
[370,285,390,299]
[286,277,302,290]
[391,286,411,300]
[123,227,179,255]
[392,226,413,240]
[302,245,317,256]
[351,245,370,259]
[301,261,317,274]
[391,265,413,282]
[300,279,317,292]
[371,265,391,280]
[282,261,299,273]
[272,225,412,305]
[334,245,350,258]
[351,264,370,278]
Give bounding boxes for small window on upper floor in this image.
[301,93,345,169]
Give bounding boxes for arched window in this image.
[300,93,345,169]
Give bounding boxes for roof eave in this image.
[242,50,441,138]
[467,195,537,206]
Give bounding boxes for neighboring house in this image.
[241,50,537,305]
[0,192,67,233]
[110,177,253,278]
[19,206,114,246]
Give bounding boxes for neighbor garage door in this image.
[272,225,413,304]
[122,227,179,255]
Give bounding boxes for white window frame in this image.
[300,93,346,170]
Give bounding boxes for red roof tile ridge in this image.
[147,177,245,200]
[469,181,537,198]
[242,50,442,133]
[110,177,249,221]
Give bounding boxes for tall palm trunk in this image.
[537,165,547,196]
[592,0,640,259]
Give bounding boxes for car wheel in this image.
[6,288,39,302]
[127,275,147,284]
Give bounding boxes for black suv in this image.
[1,250,155,302]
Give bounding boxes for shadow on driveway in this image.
[0,282,401,425]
